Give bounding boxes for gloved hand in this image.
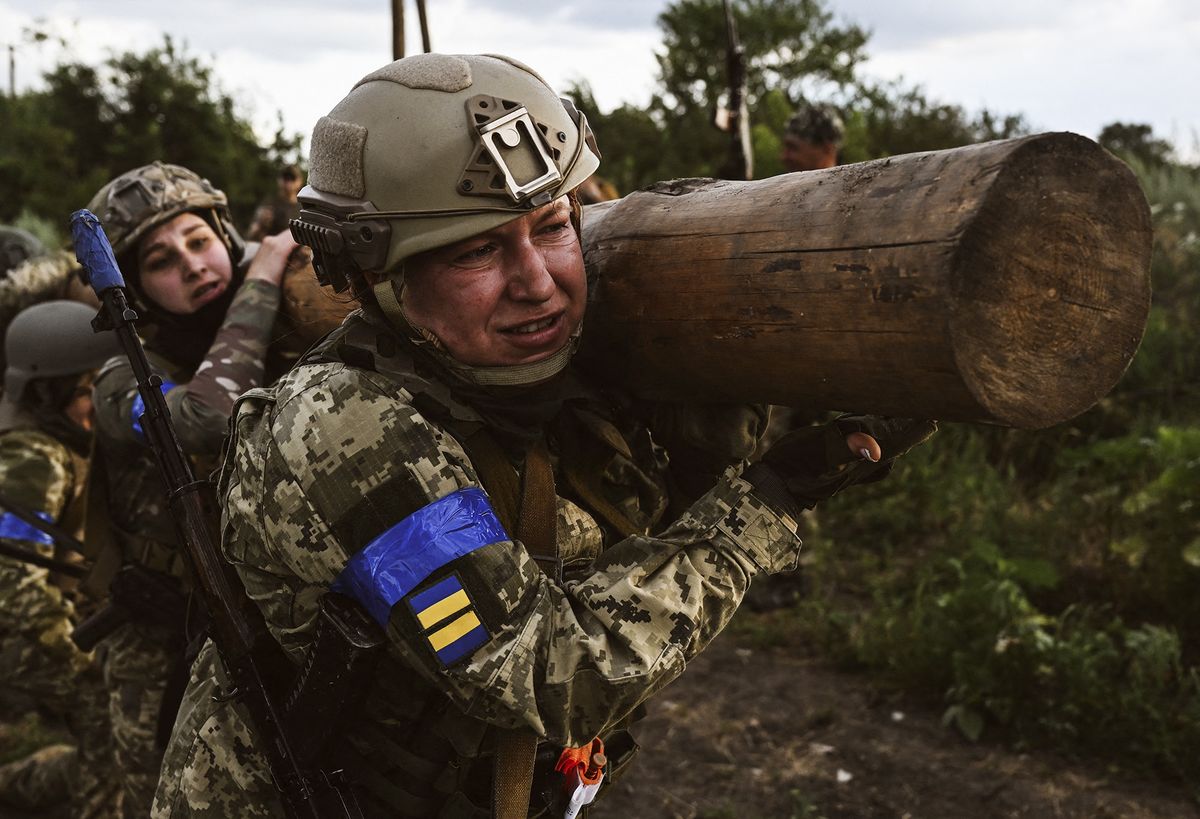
[745,415,937,513]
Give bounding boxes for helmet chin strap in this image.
[372,278,579,387]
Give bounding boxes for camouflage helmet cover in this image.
[0,226,47,277]
[785,103,845,146]
[4,300,121,401]
[85,161,244,269]
[295,53,601,290]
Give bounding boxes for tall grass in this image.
[792,156,1200,783]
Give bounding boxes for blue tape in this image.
[70,209,126,293]
[331,487,509,627]
[131,380,176,441]
[0,511,54,546]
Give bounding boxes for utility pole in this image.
[391,0,405,60]
[8,44,14,98]
[416,0,431,53]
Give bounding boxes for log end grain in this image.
[949,133,1152,428]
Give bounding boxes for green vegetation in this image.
[0,30,301,246]
[4,0,1198,793]
[783,152,1200,784]
[588,0,1200,786]
[570,0,1028,193]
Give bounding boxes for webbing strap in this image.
[462,434,557,819]
[463,429,521,534]
[81,440,121,598]
[492,728,540,819]
[517,439,557,560]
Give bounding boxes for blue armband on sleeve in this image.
[0,511,54,547]
[332,487,508,627]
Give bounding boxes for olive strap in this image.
[462,431,557,819]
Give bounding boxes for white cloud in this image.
[851,0,1200,157]
[1,0,664,149]
[3,0,1198,160]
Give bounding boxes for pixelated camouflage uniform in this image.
[153,304,798,818]
[0,422,114,814]
[91,275,282,817]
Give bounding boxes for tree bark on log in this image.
[577,132,1152,429]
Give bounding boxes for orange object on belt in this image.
[555,736,606,786]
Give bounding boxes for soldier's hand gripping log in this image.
[70,209,377,819]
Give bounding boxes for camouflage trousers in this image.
[153,639,281,818]
[101,621,177,819]
[0,558,114,813]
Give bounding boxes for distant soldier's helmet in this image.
[786,103,845,146]
[85,161,245,276]
[0,226,47,278]
[4,301,121,402]
[292,53,601,293]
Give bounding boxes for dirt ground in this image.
[4,626,1197,818]
[596,632,1200,819]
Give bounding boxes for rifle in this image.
[71,209,382,819]
[715,0,753,180]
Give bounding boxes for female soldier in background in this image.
[0,301,120,815]
[86,163,300,816]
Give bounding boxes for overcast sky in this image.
[3,0,1198,161]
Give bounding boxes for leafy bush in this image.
[787,151,1200,783]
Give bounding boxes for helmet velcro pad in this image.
[310,116,369,200]
[354,53,473,93]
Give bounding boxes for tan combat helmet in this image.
[293,53,600,294]
[86,161,245,275]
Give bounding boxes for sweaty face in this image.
[400,197,586,368]
[136,213,233,315]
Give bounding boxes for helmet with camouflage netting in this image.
[0,227,47,278]
[85,161,245,277]
[292,53,600,294]
[4,300,121,402]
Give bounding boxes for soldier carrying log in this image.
[147,52,936,818]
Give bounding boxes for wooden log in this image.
[578,132,1152,429]
[274,251,351,356]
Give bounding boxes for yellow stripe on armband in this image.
[428,610,483,652]
[416,588,471,629]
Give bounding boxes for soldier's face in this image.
[136,213,233,315]
[781,136,838,173]
[401,197,586,368]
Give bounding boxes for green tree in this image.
[1098,122,1175,168]
[652,0,869,181]
[840,80,1029,165]
[0,37,301,243]
[574,0,1028,190]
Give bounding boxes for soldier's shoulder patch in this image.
[406,572,491,667]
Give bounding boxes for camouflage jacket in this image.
[91,278,281,573]
[154,307,801,818]
[0,424,84,564]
